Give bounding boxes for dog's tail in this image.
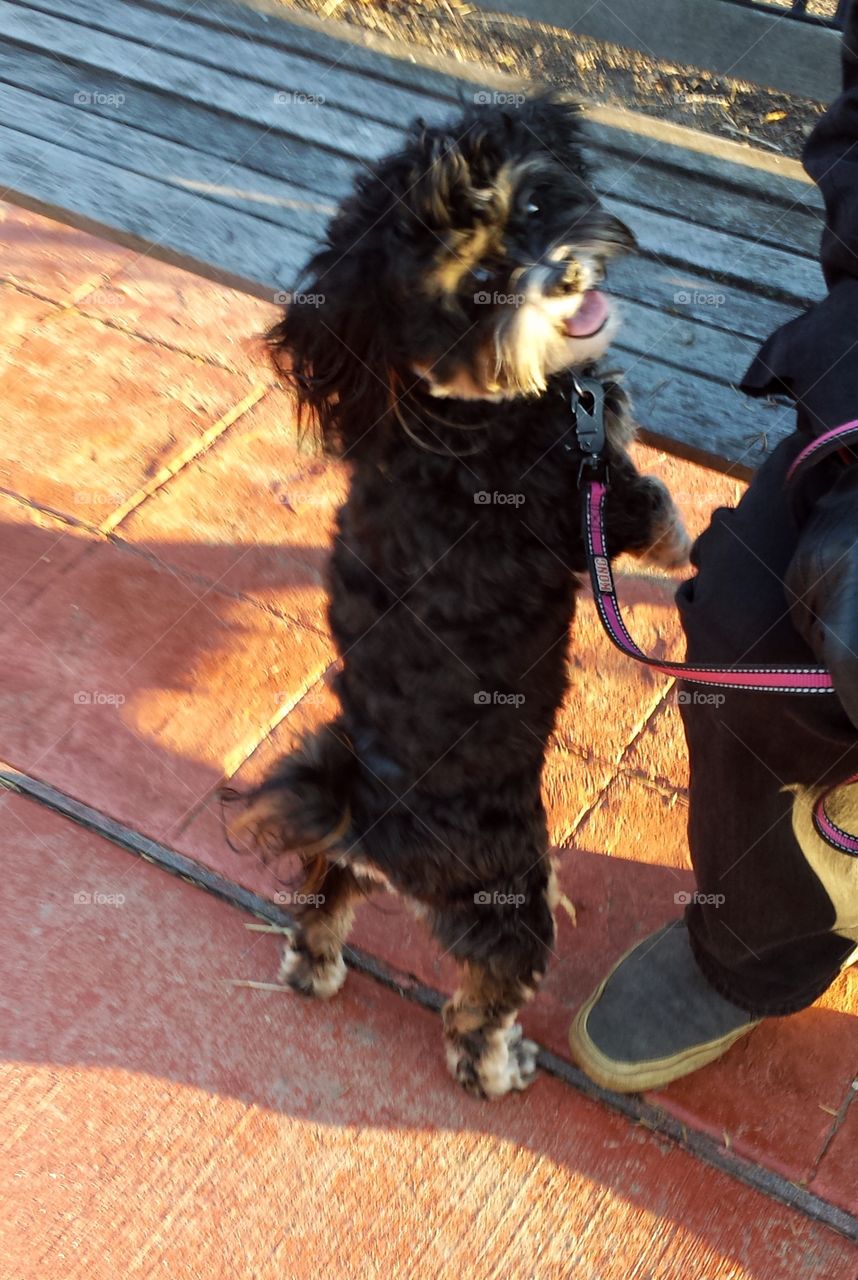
[224,724,355,870]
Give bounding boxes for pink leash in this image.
[571,375,858,853]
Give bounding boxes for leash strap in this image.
[786,418,858,486]
[575,378,840,694]
[573,377,858,852]
[584,478,834,693]
[811,771,858,854]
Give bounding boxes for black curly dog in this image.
[231,94,689,1097]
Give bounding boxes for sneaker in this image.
[569,922,760,1093]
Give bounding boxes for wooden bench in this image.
[0,0,828,472]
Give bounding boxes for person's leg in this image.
[571,2,858,1091]
[679,695,858,1017]
[570,439,858,1092]
[568,768,858,1094]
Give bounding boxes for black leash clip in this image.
[568,374,608,488]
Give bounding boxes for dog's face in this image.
[269,94,636,448]
[406,102,635,401]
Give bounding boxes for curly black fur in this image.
[232,93,688,1097]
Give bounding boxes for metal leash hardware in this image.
[568,374,609,488]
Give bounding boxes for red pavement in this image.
[3,793,856,1279]
[0,200,856,1272]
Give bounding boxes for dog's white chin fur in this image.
[416,297,619,402]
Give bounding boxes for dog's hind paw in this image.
[447,1023,539,1099]
[502,1026,539,1092]
[278,943,347,999]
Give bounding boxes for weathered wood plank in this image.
[0,0,813,469]
[610,256,800,345]
[0,80,338,237]
[613,346,794,474]
[0,45,361,204]
[85,0,475,103]
[617,296,766,386]
[587,115,823,215]
[12,0,453,132]
[8,3,822,261]
[609,197,824,307]
[1,43,820,283]
[0,18,819,305]
[107,0,827,219]
[595,153,822,260]
[0,74,787,388]
[0,121,314,294]
[14,0,828,219]
[0,1,403,162]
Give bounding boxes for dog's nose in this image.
[545,261,585,297]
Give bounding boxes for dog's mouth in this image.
[561,289,610,339]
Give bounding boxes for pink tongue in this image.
[564,290,609,338]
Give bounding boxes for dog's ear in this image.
[266,243,395,458]
[516,92,590,182]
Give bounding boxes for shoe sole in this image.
[568,940,760,1094]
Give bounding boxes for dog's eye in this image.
[525,200,540,217]
[471,265,493,284]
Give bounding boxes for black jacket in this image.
[741,3,858,727]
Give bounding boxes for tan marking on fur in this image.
[557,891,578,927]
[604,399,637,450]
[350,857,392,890]
[545,860,561,911]
[446,1019,539,1097]
[227,799,351,856]
[413,350,503,401]
[301,901,356,963]
[278,946,348,998]
[429,157,555,299]
[431,223,495,296]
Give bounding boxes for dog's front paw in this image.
[278,942,347,999]
[648,516,692,570]
[640,478,692,570]
[446,1023,539,1099]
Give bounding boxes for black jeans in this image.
[678,436,858,1016]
